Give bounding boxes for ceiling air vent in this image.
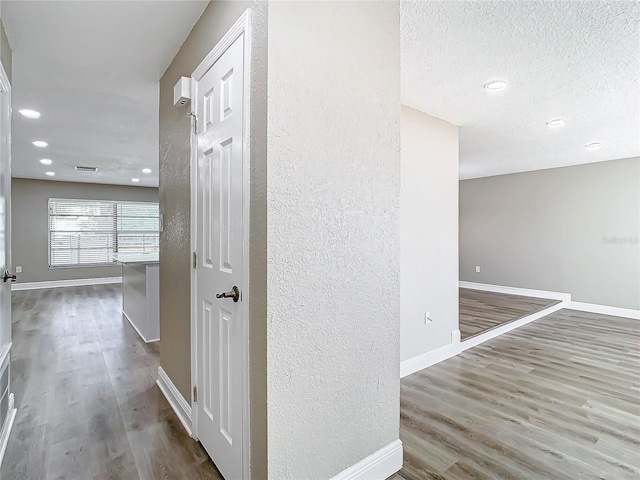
[75,166,99,172]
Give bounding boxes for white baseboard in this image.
[460,281,639,320]
[567,301,640,320]
[330,439,403,480]
[459,281,571,302]
[401,340,462,378]
[0,393,16,466]
[123,311,159,344]
[156,366,193,437]
[459,302,565,350]
[401,302,564,378]
[404,283,638,380]
[12,276,122,291]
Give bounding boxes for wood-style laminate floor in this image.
[399,308,640,480]
[2,285,223,480]
[459,288,561,340]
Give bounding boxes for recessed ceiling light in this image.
[585,142,602,149]
[19,109,41,119]
[131,178,140,183]
[39,159,52,165]
[32,140,48,148]
[45,171,55,177]
[484,80,508,91]
[546,118,566,127]
[141,168,152,174]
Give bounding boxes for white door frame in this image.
[0,58,15,466]
[189,9,252,479]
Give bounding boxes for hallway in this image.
[2,285,222,479]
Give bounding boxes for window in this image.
[48,199,159,268]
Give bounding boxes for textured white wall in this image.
[400,107,459,362]
[267,2,401,478]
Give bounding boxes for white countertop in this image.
[110,252,159,265]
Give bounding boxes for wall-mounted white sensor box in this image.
[174,77,192,106]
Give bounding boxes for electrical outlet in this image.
[475,265,481,273]
[425,312,432,325]
[15,266,22,273]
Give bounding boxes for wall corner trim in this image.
[156,366,193,437]
[451,329,461,344]
[329,439,403,480]
[566,301,640,320]
[11,276,122,291]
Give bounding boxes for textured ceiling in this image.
[4,1,638,184]
[401,0,640,179]
[3,1,208,187]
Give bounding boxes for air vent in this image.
[75,166,99,172]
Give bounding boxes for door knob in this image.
[216,286,240,302]
[3,270,16,283]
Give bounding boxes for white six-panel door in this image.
[194,31,245,480]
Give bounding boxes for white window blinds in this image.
[115,202,160,256]
[48,199,159,268]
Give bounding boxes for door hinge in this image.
[193,251,197,269]
[188,112,198,134]
[193,385,198,403]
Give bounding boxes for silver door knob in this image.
[3,270,16,283]
[216,286,239,302]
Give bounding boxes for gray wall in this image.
[401,106,459,362]
[158,1,267,477]
[460,157,640,310]
[11,178,158,283]
[267,2,400,477]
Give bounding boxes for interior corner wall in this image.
[158,1,267,478]
[11,178,158,283]
[460,157,640,310]
[400,106,459,362]
[267,2,400,478]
